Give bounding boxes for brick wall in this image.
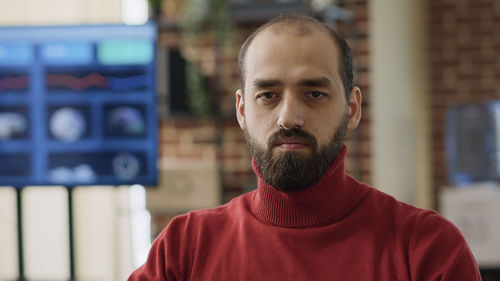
[152,0,371,234]
[428,2,500,277]
[158,24,258,207]
[339,0,371,184]
[427,0,500,200]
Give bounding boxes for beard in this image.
[244,108,349,192]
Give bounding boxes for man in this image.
[129,14,481,280]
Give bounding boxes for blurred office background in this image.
[0,0,500,280]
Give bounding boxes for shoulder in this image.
[356,182,466,243]
[128,192,255,281]
[165,190,256,235]
[408,209,469,254]
[358,184,480,279]
[407,209,481,279]
[148,190,256,270]
[356,182,431,222]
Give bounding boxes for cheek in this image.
[245,113,277,145]
[308,111,343,144]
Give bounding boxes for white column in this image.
[74,186,117,281]
[370,0,432,208]
[0,187,19,281]
[23,186,70,280]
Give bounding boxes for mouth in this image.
[275,138,310,151]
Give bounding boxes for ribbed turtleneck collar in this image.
[251,145,363,228]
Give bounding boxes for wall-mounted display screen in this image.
[446,102,500,185]
[0,23,157,187]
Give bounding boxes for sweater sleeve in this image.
[128,216,188,281]
[409,211,482,281]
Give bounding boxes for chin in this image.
[273,148,311,157]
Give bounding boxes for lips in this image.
[276,137,310,146]
[267,128,317,151]
[275,137,311,150]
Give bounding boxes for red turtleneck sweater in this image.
[129,147,481,281]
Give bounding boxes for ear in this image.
[347,86,362,130]
[235,89,245,129]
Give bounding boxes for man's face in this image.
[236,27,361,191]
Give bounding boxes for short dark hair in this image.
[238,13,354,99]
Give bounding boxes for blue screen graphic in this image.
[0,23,157,187]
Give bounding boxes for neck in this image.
[251,145,364,227]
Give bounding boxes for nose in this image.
[276,96,304,130]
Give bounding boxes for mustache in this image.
[267,127,317,148]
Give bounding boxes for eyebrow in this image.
[251,77,332,89]
[298,77,332,87]
[252,79,282,88]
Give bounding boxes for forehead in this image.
[244,27,340,87]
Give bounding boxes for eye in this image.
[307,91,326,99]
[256,92,278,100]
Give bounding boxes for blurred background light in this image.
[122,0,149,25]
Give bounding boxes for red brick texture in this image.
[427,0,500,202]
